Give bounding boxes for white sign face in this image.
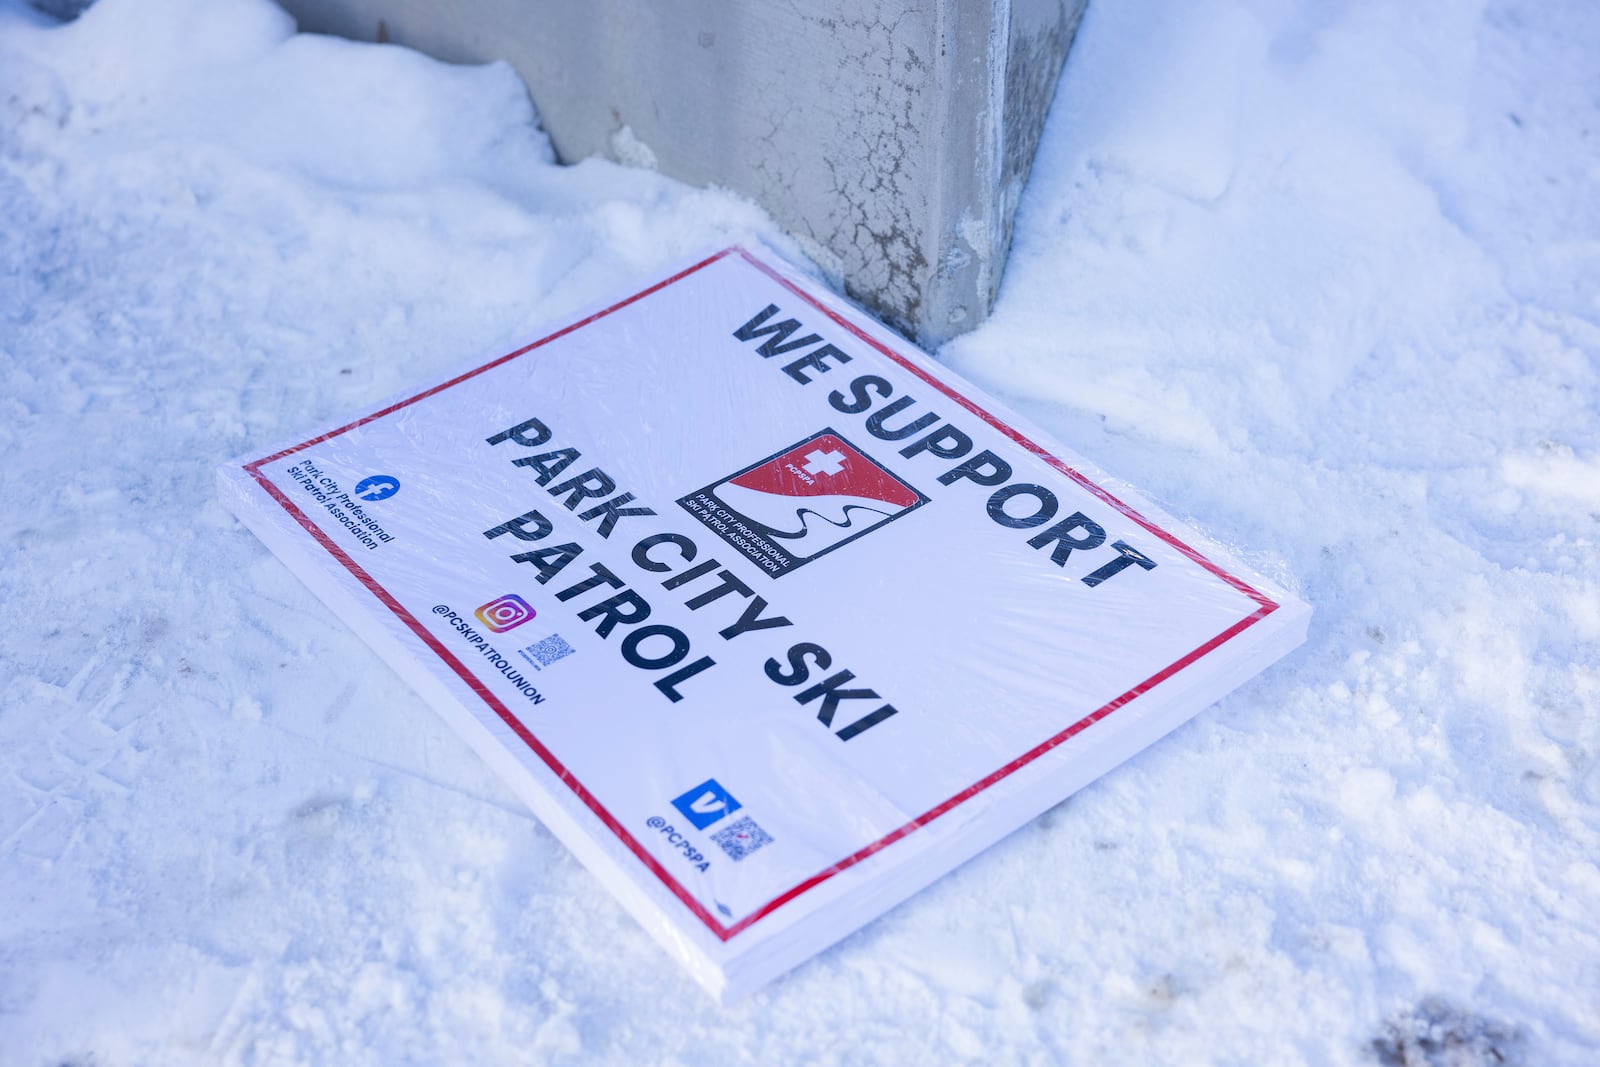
[221,247,1308,999]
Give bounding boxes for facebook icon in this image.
[671,779,742,830]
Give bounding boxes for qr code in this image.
[710,816,773,862]
[518,634,575,670]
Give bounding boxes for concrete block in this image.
[276,0,1088,345]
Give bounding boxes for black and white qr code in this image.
[710,816,773,862]
[518,634,575,670]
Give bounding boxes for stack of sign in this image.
[219,247,1310,1001]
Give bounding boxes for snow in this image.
[1,0,1596,1062]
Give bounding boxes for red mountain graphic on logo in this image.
[727,433,920,509]
[678,429,927,577]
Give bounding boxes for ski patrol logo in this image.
[678,429,927,577]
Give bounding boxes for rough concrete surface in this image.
[276,0,1088,345]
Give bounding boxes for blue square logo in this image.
[671,779,742,830]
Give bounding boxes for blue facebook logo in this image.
[671,779,742,830]
[354,475,400,502]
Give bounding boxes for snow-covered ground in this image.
[2,0,1597,1061]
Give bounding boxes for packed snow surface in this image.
[3,0,1597,1062]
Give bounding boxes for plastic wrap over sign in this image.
[219,246,1310,1001]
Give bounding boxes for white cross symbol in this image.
[802,449,847,477]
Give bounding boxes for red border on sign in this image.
[242,246,1279,942]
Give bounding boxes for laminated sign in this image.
[219,247,1310,1001]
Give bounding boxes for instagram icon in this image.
[475,594,536,633]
